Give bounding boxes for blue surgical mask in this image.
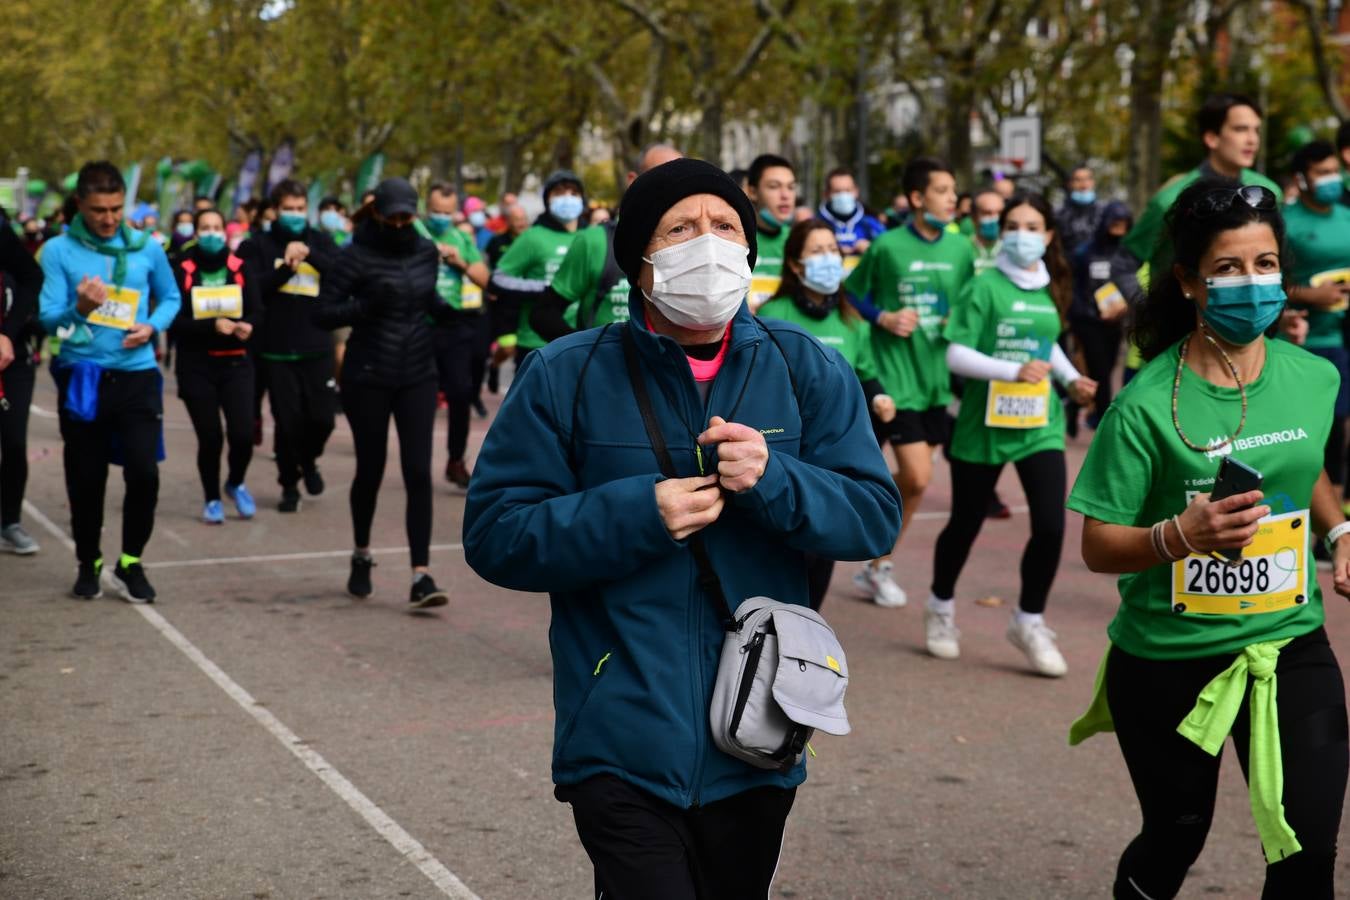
[1201,273,1286,345]
[1070,190,1096,205]
[277,211,307,235]
[261,220,272,233]
[175,222,194,238]
[977,217,1000,241]
[1313,174,1343,206]
[1002,230,1046,267]
[320,209,345,232]
[828,192,858,217]
[549,194,584,223]
[468,210,487,228]
[801,252,844,295]
[426,213,453,235]
[197,232,226,254]
[922,211,950,230]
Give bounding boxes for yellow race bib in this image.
[276,260,320,297]
[87,285,141,331]
[460,283,483,310]
[984,379,1050,429]
[191,284,244,320]
[1094,281,1126,316]
[1310,269,1350,312]
[748,275,781,312]
[1170,510,1309,615]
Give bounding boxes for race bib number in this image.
[1089,260,1112,281]
[191,284,243,319]
[1310,268,1350,312]
[1170,510,1308,615]
[1094,281,1126,316]
[276,260,320,297]
[984,379,1050,429]
[748,275,781,312]
[87,285,141,330]
[460,283,483,310]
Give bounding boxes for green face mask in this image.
[277,211,307,235]
[426,213,453,235]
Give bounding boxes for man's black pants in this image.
[265,354,335,490]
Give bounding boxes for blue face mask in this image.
[977,217,1000,241]
[426,213,453,235]
[828,192,858,217]
[197,232,226,254]
[277,211,307,235]
[320,209,345,232]
[1002,230,1046,267]
[1313,174,1343,206]
[1201,273,1286,345]
[175,222,194,238]
[1070,190,1096,206]
[922,211,950,230]
[468,210,487,228]
[801,252,844,295]
[549,194,584,223]
[760,206,789,229]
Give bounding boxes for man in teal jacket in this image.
[464,159,901,899]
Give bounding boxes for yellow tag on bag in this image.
[1170,510,1309,615]
[748,275,781,311]
[276,260,320,297]
[984,379,1050,429]
[86,285,141,330]
[460,283,484,310]
[191,284,244,319]
[1094,281,1126,315]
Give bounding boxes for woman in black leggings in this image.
[170,208,261,524]
[315,178,449,609]
[1068,177,1350,898]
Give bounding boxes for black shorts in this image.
[878,405,950,447]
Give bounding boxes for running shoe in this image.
[278,489,302,513]
[108,562,156,604]
[445,459,471,490]
[987,494,1012,520]
[303,467,325,497]
[471,397,488,418]
[0,523,40,555]
[348,554,375,599]
[1006,618,1067,677]
[409,574,449,609]
[203,500,225,525]
[924,608,961,660]
[225,483,256,519]
[853,561,907,608]
[72,559,103,600]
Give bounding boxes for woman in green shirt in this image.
[927,194,1096,675]
[1067,178,1350,897]
[759,219,895,609]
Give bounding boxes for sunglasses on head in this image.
[1186,185,1278,219]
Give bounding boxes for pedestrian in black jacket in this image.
[237,179,339,512]
[1069,200,1136,426]
[314,178,451,610]
[0,205,43,555]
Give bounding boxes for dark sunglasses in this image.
[1186,185,1278,219]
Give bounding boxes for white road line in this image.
[28,402,57,419]
[149,543,465,570]
[912,504,1029,521]
[20,499,481,900]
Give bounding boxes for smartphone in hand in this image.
[1208,456,1264,562]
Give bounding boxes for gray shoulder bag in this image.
[620,326,851,772]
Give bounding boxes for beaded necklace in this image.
[1171,326,1251,453]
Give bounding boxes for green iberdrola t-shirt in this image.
[1067,337,1336,660]
[1281,199,1350,349]
[748,224,790,309]
[550,225,629,329]
[757,296,878,382]
[943,270,1065,465]
[413,219,484,313]
[494,223,578,349]
[845,225,975,410]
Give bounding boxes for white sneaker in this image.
[853,562,908,608]
[0,523,39,555]
[924,608,960,659]
[1007,618,1068,677]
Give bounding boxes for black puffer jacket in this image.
[313,219,443,388]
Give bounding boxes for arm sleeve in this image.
[38,242,78,333]
[0,227,41,340]
[1121,195,1162,266]
[146,244,182,333]
[727,342,902,561]
[311,247,363,331]
[168,267,217,341]
[240,239,295,297]
[843,251,883,323]
[1066,404,1154,525]
[462,351,688,593]
[240,263,263,327]
[529,287,577,343]
[945,342,1021,382]
[1049,342,1083,385]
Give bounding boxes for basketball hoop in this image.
[986,157,1025,177]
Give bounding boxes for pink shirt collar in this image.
[644,316,732,382]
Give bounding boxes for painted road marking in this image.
[147,543,466,570]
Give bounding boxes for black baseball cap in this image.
[373,177,419,217]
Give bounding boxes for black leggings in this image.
[0,361,34,526]
[434,316,490,462]
[178,354,254,501]
[931,449,1065,614]
[343,379,436,567]
[1107,628,1347,898]
[1071,317,1122,417]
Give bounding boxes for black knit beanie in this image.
[614,158,757,282]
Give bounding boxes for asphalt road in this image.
[4,364,1350,899]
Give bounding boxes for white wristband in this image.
[1325,521,1350,554]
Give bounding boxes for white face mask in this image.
[643,233,752,329]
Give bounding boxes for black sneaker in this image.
[445,459,471,489]
[409,574,448,609]
[108,562,156,604]
[303,468,325,497]
[348,555,375,598]
[71,560,103,600]
[471,397,488,418]
[279,489,302,513]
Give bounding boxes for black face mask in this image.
[375,219,417,249]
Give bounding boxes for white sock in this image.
[412,572,428,585]
[1013,609,1044,628]
[927,594,955,616]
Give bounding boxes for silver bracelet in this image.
[1171,516,1200,557]
[1152,520,1182,563]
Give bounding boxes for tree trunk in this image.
[1126,0,1183,213]
[700,99,724,166]
[946,80,975,186]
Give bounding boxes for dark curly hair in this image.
[1130,177,1288,361]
